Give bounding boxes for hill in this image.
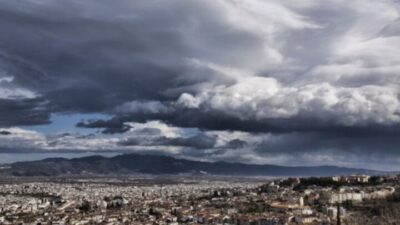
[4,153,375,177]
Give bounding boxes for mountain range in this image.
[0,153,378,177]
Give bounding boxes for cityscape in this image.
[1,0,400,224]
[0,174,399,224]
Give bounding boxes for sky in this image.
[0,0,400,171]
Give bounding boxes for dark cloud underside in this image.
[0,0,399,169]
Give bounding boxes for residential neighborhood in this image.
[0,174,399,225]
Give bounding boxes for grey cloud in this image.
[157,134,217,150]
[0,0,278,120]
[130,128,162,136]
[76,118,131,134]
[225,139,248,149]
[118,137,142,147]
[75,102,400,135]
[1,0,398,130]
[119,133,217,150]
[249,129,400,170]
[0,98,51,127]
[255,128,400,156]
[0,0,399,169]
[0,130,11,135]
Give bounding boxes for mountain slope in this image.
[4,153,375,177]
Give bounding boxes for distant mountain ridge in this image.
[3,153,376,177]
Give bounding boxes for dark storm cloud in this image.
[0,0,179,121]
[74,105,400,135]
[0,0,268,119]
[76,108,283,133]
[76,118,131,134]
[1,0,398,131]
[0,0,400,169]
[255,127,400,156]
[0,98,51,127]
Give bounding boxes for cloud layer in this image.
[0,0,399,170]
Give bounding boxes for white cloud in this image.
[0,75,37,99]
[0,127,46,149]
[178,76,400,126]
[125,121,184,138]
[116,101,172,114]
[174,0,400,127]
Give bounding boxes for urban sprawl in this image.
[0,175,399,225]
